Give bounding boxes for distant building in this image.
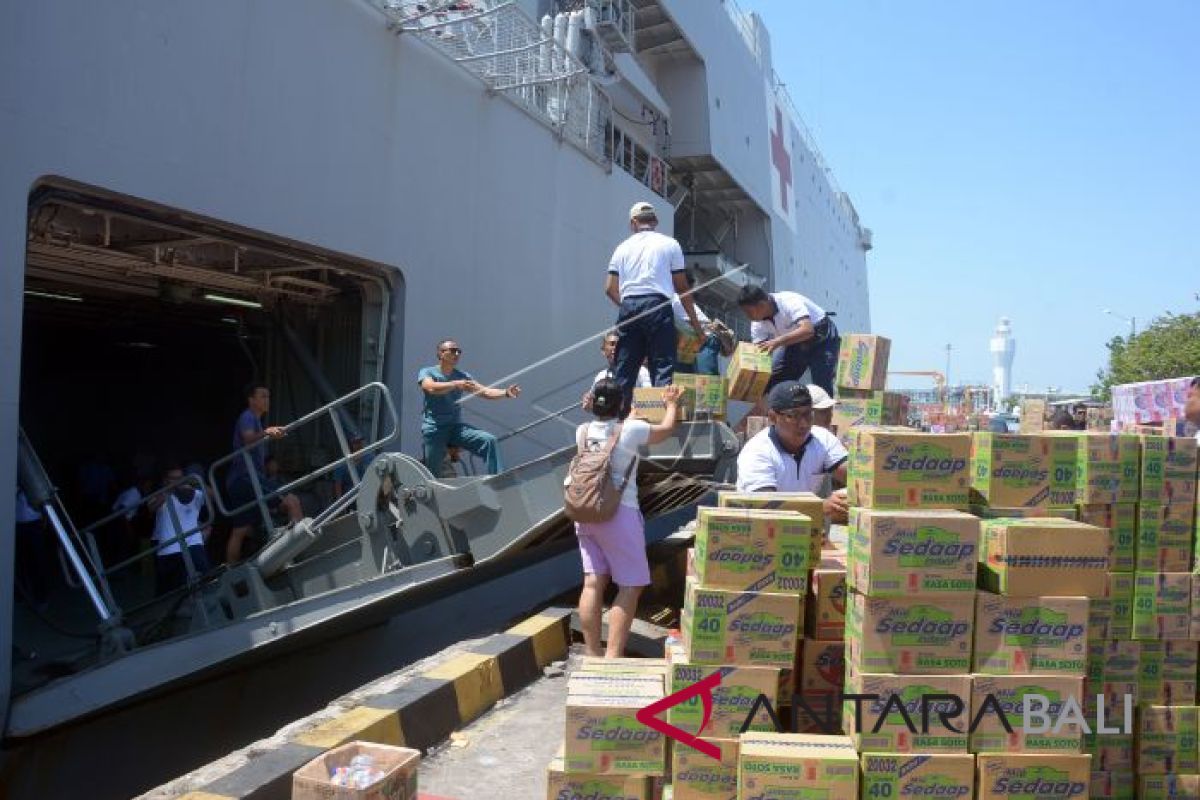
[990,317,1015,408]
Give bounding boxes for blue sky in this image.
[741,0,1200,394]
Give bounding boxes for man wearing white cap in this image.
[807,384,836,429]
[605,201,704,415]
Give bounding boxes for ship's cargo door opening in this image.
[13,183,397,696]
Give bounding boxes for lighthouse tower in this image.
[990,317,1015,409]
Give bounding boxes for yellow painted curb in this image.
[293,705,404,749]
[507,612,568,667]
[424,652,503,724]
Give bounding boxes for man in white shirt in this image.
[149,464,211,594]
[605,201,703,415]
[737,285,841,395]
[1187,376,1200,442]
[584,330,652,412]
[736,381,850,523]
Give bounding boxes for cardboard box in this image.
[1137,705,1200,774]
[671,737,737,800]
[567,673,666,697]
[806,552,847,639]
[1132,572,1193,640]
[1087,640,1140,684]
[843,673,972,752]
[970,433,1078,507]
[1061,432,1141,505]
[798,639,846,697]
[845,591,975,674]
[1077,503,1136,573]
[716,491,824,562]
[1087,406,1115,432]
[546,750,651,800]
[835,334,891,390]
[737,733,859,800]
[969,675,1086,753]
[830,391,908,448]
[680,579,800,667]
[631,387,691,423]
[972,505,1079,520]
[848,509,979,596]
[973,594,1090,675]
[1091,770,1135,800]
[1191,575,1200,640]
[859,754,975,800]
[692,506,813,593]
[1139,774,1200,800]
[292,741,420,800]
[1020,399,1048,434]
[564,690,667,775]
[675,320,704,365]
[1136,501,1195,572]
[673,373,727,419]
[725,343,772,402]
[848,429,972,510]
[1088,573,1134,641]
[1138,641,1198,706]
[577,657,669,680]
[1138,434,1199,503]
[979,518,1109,597]
[667,662,782,740]
[975,754,1091,800]
[1086,726,1136,773]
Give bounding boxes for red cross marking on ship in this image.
[770,106,792,210]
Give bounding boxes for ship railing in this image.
[208,382,400,541]
[380,0,612,166]
[609,123,670,199]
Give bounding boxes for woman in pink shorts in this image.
[574,379,682,657]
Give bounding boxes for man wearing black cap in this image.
[735,380,850,523]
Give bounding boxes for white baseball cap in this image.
[629,201,657,220]
[807,385,836,410]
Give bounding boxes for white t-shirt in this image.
[607,230,685,301]
[735,425,848,493]
[113,486,142,521]
[153,489,207,555]
[594,366,652,388]
[577,419,651,507]
[671,295,710,325]
[750,291,827,344]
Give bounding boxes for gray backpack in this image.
[564,423,637,523]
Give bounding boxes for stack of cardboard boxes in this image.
[830,335,908,448]
[843,427,977,795]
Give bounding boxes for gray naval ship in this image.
[0,0,872,795]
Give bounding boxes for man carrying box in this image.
[735,381,850,523]
[736,285,841,394]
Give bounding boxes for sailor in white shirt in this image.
[735,381,851,523]
[584,331,651,411]
[736,285,841,395]
[148,464,211,594]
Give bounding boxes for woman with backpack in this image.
[568,378,683,658]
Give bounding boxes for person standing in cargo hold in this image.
[574,379,683,658]
[418,339,520,476]
[605,201,703,415]
[736,381,850,523]
[736,285,841,395]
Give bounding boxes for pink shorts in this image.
[575,503,651,587]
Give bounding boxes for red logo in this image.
[636,671,723,760]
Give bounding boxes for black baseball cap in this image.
[767,381,813,412]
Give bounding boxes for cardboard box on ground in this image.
[292,742,420,800]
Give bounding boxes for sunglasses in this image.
[441,347,463,355]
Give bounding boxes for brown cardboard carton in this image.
[671,738,737,800]
[845,591,974,675]
[848,429,972,510]
[1136,500,1195,572]
[830,390,908,448]
[680,578,800,667]
[972,505,1079,520]
[1139,774,1200,800]
[859,754,975,800]
[737,733,859,800]
[1087,406,1115,432]
[1019,399,1048,433]
[848,509,979,596]
[577,657,669,680]
[692,506,813,593]
[1076,503,1136,573]
[1087,640,1140,684]
[843,673,972,753]
[1089,771,1134,800]
[973,594,1089,675]
[1137,705,1200,774]
[1190,575,1200,640]
[1064,432,1141,505]
[725,343,772,402]
[798,639,846,697]
[716,491,824,562]
[546,749,651,800]
[1088,573,1134,641]
[1138,434,1199,503]
[1086,726,1136,773]
[1132,572,1192,640]
[666,662,782,740]
[567,673,666,697]
[979,518,1109,597]
[631,387,691,423]
[673,373,728,419]
[1137,641,1198,706]
[564,691,667,775]
[970,433,1078,507]
[969,674,1085,753]
[292,741,420,800]
[805,552,847,640]
[835,334,891,390]
[975,754,1090,800]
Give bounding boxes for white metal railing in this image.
[609,124,670,198]
[584,0,635,51]
[382,0,613,166]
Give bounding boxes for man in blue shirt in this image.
[225,382,303,564]
[418,339,520,476]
